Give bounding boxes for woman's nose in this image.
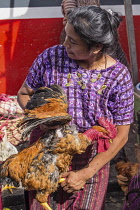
[63,37,70,49]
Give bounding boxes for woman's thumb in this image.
[61,172,70,178]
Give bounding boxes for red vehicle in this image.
[0,0,139,95]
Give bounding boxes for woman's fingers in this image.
[116,175,129,187]
[61,170,86,193]
[117,175,128,182]
[63,184,84,193]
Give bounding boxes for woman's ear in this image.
[92,44,103,54]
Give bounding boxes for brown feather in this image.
[115,161,139,181]
[1,125,91,204]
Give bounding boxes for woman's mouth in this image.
[67,50,74,55]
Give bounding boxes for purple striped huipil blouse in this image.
[26,45,134,210]
[26,44,134,132]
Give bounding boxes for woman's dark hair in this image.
[67,6,122,55]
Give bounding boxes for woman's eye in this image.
[70,39,76,44]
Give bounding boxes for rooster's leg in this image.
[2,184,16,194]
[59,178,65,183]
[40,202,52,210]
[39,178,65,210]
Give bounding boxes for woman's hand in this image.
[116,174,129,195]
[61,169,90,193]
[63,17,67,26]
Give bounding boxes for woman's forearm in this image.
[17,80,35,110]
[17,94,31,110]
[83,125,130,179]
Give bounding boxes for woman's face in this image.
[63,23,93,61]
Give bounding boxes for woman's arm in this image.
[17,80,35,110]
[85,124,130,177]
[61,124,130,192]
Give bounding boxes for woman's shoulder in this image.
[113,60,131,76]
[36,45,68,63]
[102,56,132,83]
[36,45,67,59]
[105,55,130,73]
[43,44,66,55]
[106,55,123,68]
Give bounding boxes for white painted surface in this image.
[0,5,139,20]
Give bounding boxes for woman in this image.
[17,6,134,210]
[60,0,100,43]
[60,0,130,68]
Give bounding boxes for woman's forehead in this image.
[65,23,84,43]
[65,23,76,36]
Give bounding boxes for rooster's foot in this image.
[59,178,65,183]
[40,178,65,210]
[40,202,52,210]
[2,184,16,194]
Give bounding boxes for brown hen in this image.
[1,85,117,210]
[115,161,140,194]
[1,85,91,210]
[1,125,91,209]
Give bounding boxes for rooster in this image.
[115,161,140,194]
[0,85,117,210]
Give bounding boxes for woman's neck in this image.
[76,54,116,70]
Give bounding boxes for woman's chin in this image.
[67,53,75,59]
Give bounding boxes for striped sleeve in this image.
[108,67,134,125]
[25,50,50,90]
[77,0,100,6]
[61,0,77,16]
[61,0,100,16]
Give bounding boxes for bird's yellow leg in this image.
[2,184,16,194]
[39,178,65,210]
[59,178,65,183]
[40,202,52,210]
